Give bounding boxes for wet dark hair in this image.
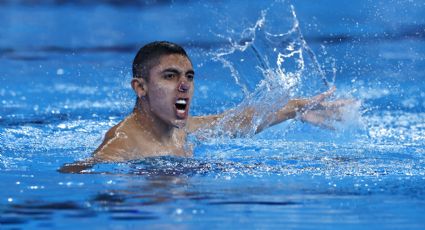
[132,41,190,81]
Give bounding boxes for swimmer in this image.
[59,41,354,173]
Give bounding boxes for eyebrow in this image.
[162,68,195,75]
[186,70,195,75]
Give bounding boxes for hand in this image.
[297,86,360,129]
[58,159,95,174]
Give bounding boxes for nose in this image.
[178,81,190,92]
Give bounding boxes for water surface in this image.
[1,0,425,229]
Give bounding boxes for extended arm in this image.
[188,86,353,136]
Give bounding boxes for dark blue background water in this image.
[1,0,425,229]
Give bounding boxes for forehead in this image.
[153,54,193,72]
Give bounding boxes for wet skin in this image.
[93,54,195,161]
[59,54,357,173]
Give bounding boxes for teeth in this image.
[176,99,186,105]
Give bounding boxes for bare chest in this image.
[130,132,192,158]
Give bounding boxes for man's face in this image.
[145,54,194,128]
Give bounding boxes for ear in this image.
[131,78,148,98]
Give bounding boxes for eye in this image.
[163,73,175,80]
[187,74,194,81]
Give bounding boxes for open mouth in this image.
[175,98,188,117]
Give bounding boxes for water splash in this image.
[199,1,335,137]
[212,2,329,96]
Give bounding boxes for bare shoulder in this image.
[93,115,135,162]
[187,114,223,133]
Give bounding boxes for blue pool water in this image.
[1,0,425,229]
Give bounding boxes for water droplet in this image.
[56,68,64,75]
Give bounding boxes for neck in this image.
[133,102,175,144]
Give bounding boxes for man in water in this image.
[60,41,351,172]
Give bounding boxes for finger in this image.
[302,109,343,123]
[311,86,336,103]
[320,99,358,108]
[301,112,336,130]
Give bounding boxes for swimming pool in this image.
[1,0,425,229]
